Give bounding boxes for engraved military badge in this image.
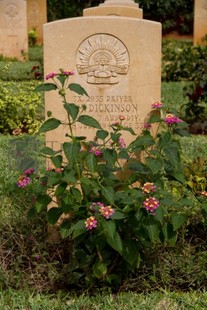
[76,34,129,85]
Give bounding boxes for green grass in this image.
[161,81,189,111]
[0,290,207,309]
[0,46,43,81]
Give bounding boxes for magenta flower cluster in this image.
[143,196,160,213]
[142,182,157,194]
[142,182,160,213]
[17,168,35,188]
[85,202,115,230]
[45,70,74,80]
[85,216,98,230]
[118,137,126,148]
[164,113,183,125]
[151,102,163,109]
[89,146,102,156]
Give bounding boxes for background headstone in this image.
[194,0,207,45]
[27,0,47,45]
[0,0,28,60]
[84,0,143,18]
[44,0,161,149]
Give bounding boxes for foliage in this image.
[28,28,38,47]
[0,80,44,134]
[162,39,207,129]
[138,0,193,35]
[47,0,193,35]
[12,69,207,289]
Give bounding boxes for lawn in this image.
[0,43,207,306]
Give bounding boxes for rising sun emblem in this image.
[76,33,129,85]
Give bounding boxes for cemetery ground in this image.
[0,42,207,308]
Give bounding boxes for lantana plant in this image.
[15,68,201,286]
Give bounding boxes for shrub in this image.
[0,81,44,134]
[12,69,207,289]
[162,39,207,129]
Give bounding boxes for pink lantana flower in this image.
[45,72,57,80]
[143,122,151,129]
[24,168,35,176]
[151,102,163,109]
[90,202,106,211]
[62,70,74,76]
[118,137,126,148]
[143,196,160,213]
[17,176,31,188]
[85,216,98,230]
[164,114,182,125]
[99,206,115,219]
[142,182,157,194]
[119,115,125,121]
[89,146,102,156]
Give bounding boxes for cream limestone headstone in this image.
[44,0,161,150]
[0,0,28,60]
[194,0,207,45]
[84,0,143,18]
[27,0,47,45]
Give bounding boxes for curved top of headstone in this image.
[100,0,138,7]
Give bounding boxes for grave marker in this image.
[0,0,28,60]
[27,0,47,45]
[44,0,161,149]
[194,0,207,45]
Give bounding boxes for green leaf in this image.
[40,146,59,156]
[118,149,130,160]
[68,83,88,96]
[56,75,67,86]
[171,213,185,231]
[93,262,107,279]
[47,207,63,225]
[128,161,150,174]
[122,240,139,265]
[101,186,114,204]
[96,130,108,140]
[155,206,166,223]
[106,231,123,255]
[144,218,161,243]
[148,113,161,123]
[146,158,163,174]
[122,127,136,135]
[39,118,61,134]
[171,171,186,184]
[64,103,79,121]
[111,211,126,220]
[54,182,67,196]
[85,153,97,172]
[60,220,71,239]
[63,141,81,162]
[103,149,117,165]
[77,115,102,129]
[35,194,52,213]
[162,223,177,246]
[35,83,58,92]
[69,220,86,239]
[51,155,63,168]
[102,220,116,240]
[70,187,82,202]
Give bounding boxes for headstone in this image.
[194,0,207,45]
[27,0,47,45]
[44,0,161,149]
[84,0,143,18]
[0,0,28,60]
